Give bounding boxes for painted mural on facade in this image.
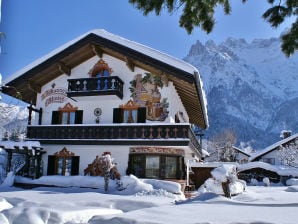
[130,73,169,121]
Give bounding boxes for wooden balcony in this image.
[67,76,124,99]
[26,124,202,156]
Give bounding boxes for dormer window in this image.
[51,103,83,124]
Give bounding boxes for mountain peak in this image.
[187,40,206,57]
[205,40,217,50]
[184,35,298,149]
[222,38,248,49]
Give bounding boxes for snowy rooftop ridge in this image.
[232,146,251,157]
[250,133,298,161]
[238,161,298,177]
[4,29,199,85]
[3,29,208,128]
[0,140,41,150]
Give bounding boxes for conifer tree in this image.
[129,0,297,56]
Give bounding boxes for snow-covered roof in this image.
[238,161,298,177]
[4,29,199,85]
[189,161,238,168]
[232,146,251,157]
[3,29,208,128]
[250,133,298,161]
[0,140,41,150]
[202,148,210,157]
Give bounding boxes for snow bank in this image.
[0,172,14,187]
[2,184,298,223]
[13,174,184,200]
[285,186,298,192]
[143,179,182,194]
[286,178,298,186]
[0,198,13,212]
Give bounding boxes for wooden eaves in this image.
[3,31,208,129]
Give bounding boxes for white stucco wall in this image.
[33,54,196,178]
[259,149,298,166]
[42,144,194,177]
[42,144,130,176]
[235,153,250,164]
[259,151,280,165]
[34,55,189,126]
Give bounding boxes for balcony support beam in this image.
[125,56,135,72]
[27,81,41,93]
[91,44,104,58]
[57,62,71,76]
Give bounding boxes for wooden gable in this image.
[3,30,208,129]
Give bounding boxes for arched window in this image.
[88,59,113,77]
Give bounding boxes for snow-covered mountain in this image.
[0,102,28,139]
[184,37,298,149]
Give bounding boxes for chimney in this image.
[280,130,292,139]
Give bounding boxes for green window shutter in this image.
[137,107,146,123]
[75,110,83,124]
[71,156,80,175]
[47,155,56,175]
[113,108,123,123]
[51,111,60,124]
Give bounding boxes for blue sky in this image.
[0,0,294,81]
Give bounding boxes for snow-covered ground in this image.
[0,174,298,224]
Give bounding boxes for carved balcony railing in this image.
[26,124,201,149]
[67,76,124,99]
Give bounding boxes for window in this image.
[165,157,177,178]
[127,153,182,179]
[123,109,138,123]
[146,156,160,178]
[113,99,146,123]
[61,111,76,124]
[51,103,83,124]
[262,158,275,165]
[47,147,79,176]
[88,59,113,77]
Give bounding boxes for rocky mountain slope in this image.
[0,102,28,139]
[184,37,298,149]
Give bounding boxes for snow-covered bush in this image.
[263,177,270,187]
[250,178,259,186]
[198,164,246,197]
[286,178,298,186]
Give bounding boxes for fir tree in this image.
[129,0,297,56]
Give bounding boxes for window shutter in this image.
[75,110,83,124]
[51,111,60,124]
[47,155,56,175]
[113,108,123,123]
[71,156,80,175]
[137,107,146,123]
